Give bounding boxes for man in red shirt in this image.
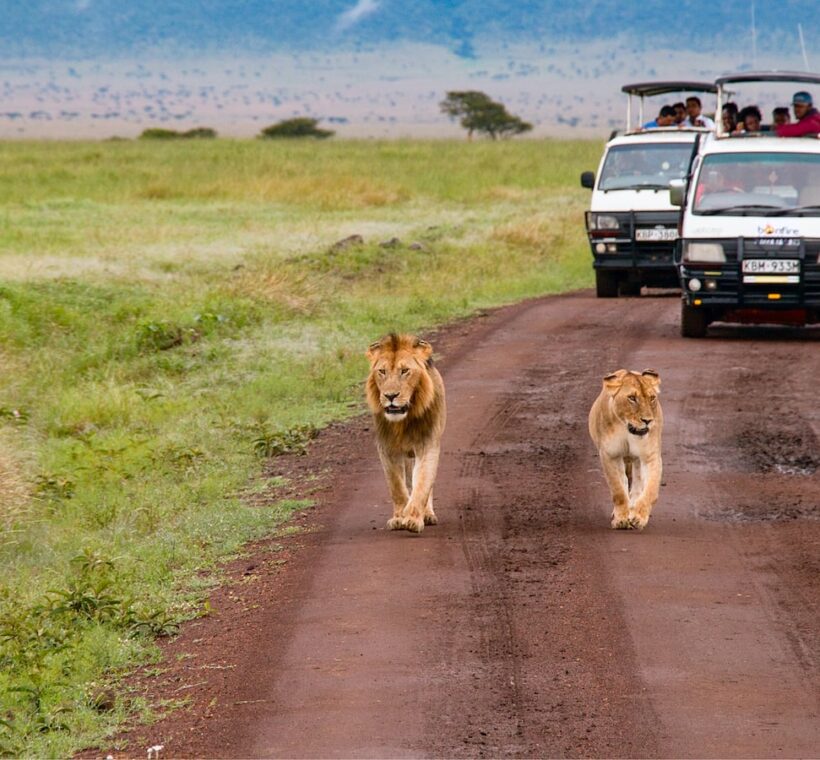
[776,91,820,137]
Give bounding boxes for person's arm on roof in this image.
[776,109,820,137]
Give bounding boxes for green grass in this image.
[0,138,601,755]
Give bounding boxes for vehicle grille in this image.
[688,238,820,307]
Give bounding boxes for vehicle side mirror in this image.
[669,179,686,207]
[580,171,595,189]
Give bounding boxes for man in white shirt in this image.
[683,96,715,128]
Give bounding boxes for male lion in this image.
[588,369,663,530]
[366,333,446,533]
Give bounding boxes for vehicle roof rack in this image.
[715,70,820,86]
[625,126,711,133]
[621,81,718,97]
[714,70,820,136]
[620,81,718,133]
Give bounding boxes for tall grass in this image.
[0,138,601,755]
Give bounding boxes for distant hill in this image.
[2,0,818,60]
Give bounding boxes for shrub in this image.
[135,320,193,351]
[252,423,318,458]
[139,127,218,140]
[258,118,334,140]
[139,128,182,140]
[181,127,217,139]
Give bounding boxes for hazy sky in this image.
[1,1,817,138]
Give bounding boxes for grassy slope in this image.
[0,138,600,755]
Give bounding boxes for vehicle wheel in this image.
[595,270,619,298]
[681,303,709,338]
[619,281,642,297]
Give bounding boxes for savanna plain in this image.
[0,138,600,755]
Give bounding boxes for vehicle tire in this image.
[619,281,642,297]
[595,270,620,298]
[681,303,709,338]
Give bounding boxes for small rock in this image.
[408,242,426,251]
[329,234,364,252]
[379,237,401,248]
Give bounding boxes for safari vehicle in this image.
[581,81,717,297]
[672,71,820,337]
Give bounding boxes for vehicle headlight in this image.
[683,242,726,263]
[589,214,620,231]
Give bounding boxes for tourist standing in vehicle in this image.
[643,105,676,129]
[721,102,739,132]
[776,91,820,136]
[735,105,763,133]
[683,96,715,128]
[673,102,687,125]
[772,107,791,127]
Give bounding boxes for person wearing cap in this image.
[776,91,820,137]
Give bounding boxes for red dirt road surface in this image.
[113,292,819,759]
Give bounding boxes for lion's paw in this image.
[611,513,632,530]
[628,513,649,531]
[386,517,405,531]
[404,516,425,533]
[423,512,438,526]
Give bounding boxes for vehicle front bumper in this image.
[676,237,820,320]
[586,210,679,284]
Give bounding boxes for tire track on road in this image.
[428,294,665,758]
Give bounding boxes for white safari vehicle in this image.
[581,81,716,297]
[672,71,820,337]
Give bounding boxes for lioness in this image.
[366,333,446,533]
[588,369,663,530]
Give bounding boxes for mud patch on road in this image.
[712,502,818,523]
[703,474,819,523]
[734,427,819,476]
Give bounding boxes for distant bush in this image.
[258,118,334,139]
[139,127,217,140]
[182,127,217,139]
[139,128,181,140]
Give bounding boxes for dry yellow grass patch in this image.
[0,433,31,533]
[226,267,321,314]
[483,185,533,201]
[207,175,407,209]
[491,214,566,251]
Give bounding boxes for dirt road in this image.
[115,292,819,759]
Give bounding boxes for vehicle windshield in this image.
[693,152,820,215]
[598,143,694,191]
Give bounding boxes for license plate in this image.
[636,228,678,242]
[742,259,799,274]
[743,275,800,284]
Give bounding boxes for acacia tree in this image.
[440,91,533,140]
[258,118,334,139]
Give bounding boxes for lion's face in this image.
[366,334,435,423]
[604,369,661,437]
